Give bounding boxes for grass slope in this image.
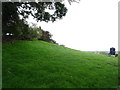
[3,40,118,88]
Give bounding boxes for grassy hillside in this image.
[2,40,118,88]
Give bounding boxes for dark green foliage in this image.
[115,54,118,57]
[2,2,20,38]
[38,30,57,44]
[18,2,67,22]
[2,2,67,41]
[39,30,52,42]
[20,26,42,41]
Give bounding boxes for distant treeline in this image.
[87,51,119,56]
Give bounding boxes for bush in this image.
[29,27,42,40]
[38,30,57,44]
[39,30,51,42]
[98,52,109,56]
[20,26,42,41]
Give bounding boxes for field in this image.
[2,40,118,88]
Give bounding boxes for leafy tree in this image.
[38,30,52,42]
[2,2,67,40]
[20,26,42,40]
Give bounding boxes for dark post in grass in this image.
[108,47,118,57]
[110,47,115,55]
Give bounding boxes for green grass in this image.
[2,40,118,88]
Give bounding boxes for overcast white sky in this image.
[27,0,119,51]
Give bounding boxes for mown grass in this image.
[2,40,118,88]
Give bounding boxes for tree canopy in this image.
[2,2,67,40]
